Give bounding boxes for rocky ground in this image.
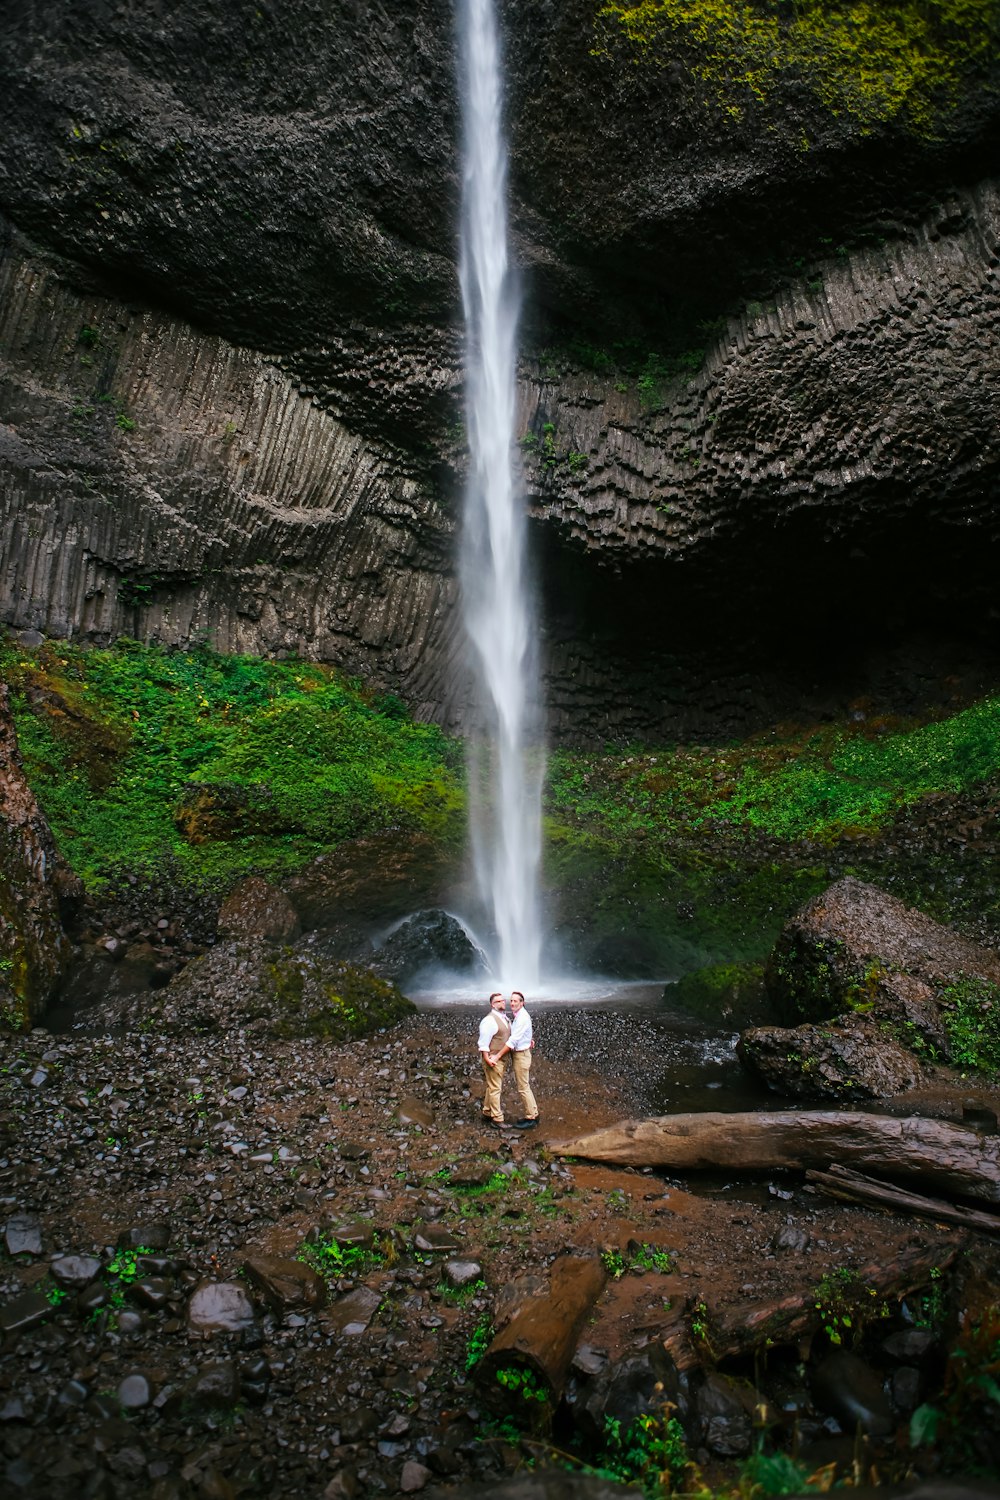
[1,997,997,1500]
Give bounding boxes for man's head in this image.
[510,991,525,1011]
[489,992,505,1011]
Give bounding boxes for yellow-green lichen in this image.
[594,1,1000,134]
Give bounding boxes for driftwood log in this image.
[807,1164,1000,1237]
[475,1253,607,1414]
[708,1241,961,1363]
[555,1111,1000,1204]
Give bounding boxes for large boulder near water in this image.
[0,683,75,1027]
[372,908,487,984]
[765,877,1000,1068]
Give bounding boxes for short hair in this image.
[489,992,503,1003]
[510,991,525,1004]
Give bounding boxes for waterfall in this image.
[457,0,543,989]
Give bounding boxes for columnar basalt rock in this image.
[1,1,1000,739]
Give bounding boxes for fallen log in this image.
[475,1252,607,1419]
[709,1241,961,1362]
[554,1110,1000,1204]
[807,1164,1000,1237]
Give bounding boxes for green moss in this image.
[266,958,413,1041]
[0,637,463,897]
[594,0,1000,135]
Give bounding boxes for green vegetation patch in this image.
[296,1230,385,1284]
[0,638,462,895]
[594,0,1000,135]
[547,696,1000,851]
[937,975,1000,1075]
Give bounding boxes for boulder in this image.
[144,938,414,1040]
[372,909,487,984]
[186,1281,256,1334]
[765,877,1000,1063]
[242,1254,326,1311]
[217,876,301,943]
[739,1018,923,1101]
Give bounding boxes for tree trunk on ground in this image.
[554,1111,1000,1204]
[708,1242,962,1361]
[807,1164,1000,1237]
[475,1253,607,1418]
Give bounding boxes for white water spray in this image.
[457,0,543,988]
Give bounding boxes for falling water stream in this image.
[457,0,543,989]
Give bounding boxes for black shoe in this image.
[514,1118,539,1129]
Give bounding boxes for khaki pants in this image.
[512,1050,538,1120]
[482,1054,506,1122]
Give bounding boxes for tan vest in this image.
[488,1012,511,1056]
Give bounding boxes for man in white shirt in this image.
[495,990,538,1130]
[477,991,510,1126]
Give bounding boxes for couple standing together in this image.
[478,990,539,1130]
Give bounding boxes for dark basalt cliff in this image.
[2,0,1000,738]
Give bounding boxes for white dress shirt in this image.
[478,1013,500,1052]
[508,1009,532,1051]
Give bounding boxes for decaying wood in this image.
[807,1164,1000,1237]
[709,1241,961,1362]
[476,1252,607,1406]
[554,1110,1000,1204]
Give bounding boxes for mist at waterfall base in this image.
[456,0,544,992]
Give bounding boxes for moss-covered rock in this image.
[765,876,1000,1074]
[145,938,414,1040]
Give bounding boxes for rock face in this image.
[1,3,1000,738]
[0,682,73,1027]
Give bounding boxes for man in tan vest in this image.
[477,991,510,1126]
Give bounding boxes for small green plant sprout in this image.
[465,1311,493,1371]
[106,1245,152,1307]
[602,1247,627,1279]
[690,1299,713,1352]
[45,1285,68,1307]
[78,325,100,346]
[519,430,538,451]
[567,450,588,474]
[494,1363,549,1404]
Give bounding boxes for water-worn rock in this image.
[324,1287,382,1336]
[51,1254,102,1289]
[695,1371,762,1457]
[186,1282,256,1334]
[2,1216,42,1257]
[242,1254,326,1311]
[739,1018,923,1102]
[765,878,1000,1053]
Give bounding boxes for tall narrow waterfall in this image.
[457,0,543,988]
